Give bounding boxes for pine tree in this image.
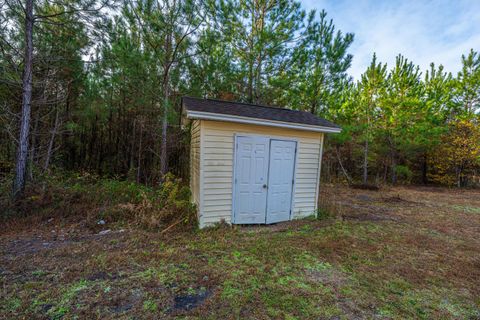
[285,9,353,117]
[357,53,387,184]
[219,0,305,103]
[453,49,480,117]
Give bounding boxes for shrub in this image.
[0,170,197,233]
[428,120,480,187]
[118,173,197,231]
[395,165,413,184]
[103,174,196,230]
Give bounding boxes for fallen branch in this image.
[160,218,183,234]
[335,146,353,185]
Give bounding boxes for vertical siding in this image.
[199,120,323,227]
[190,120,201,209]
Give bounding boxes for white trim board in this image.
[186,110,341,134]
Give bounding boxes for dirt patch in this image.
[305,268,348,287]
[87,271,120,281]
[382,195,415,204]
[350,184,380,191]
[1,229,126,257]
[172,289,212,312]
[342,213,398,222]
[239,219,334,233]
[356,194,374,202]
[2,237,77,256]
[108,289,144,314]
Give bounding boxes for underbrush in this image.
[0,171,197,234]
[316,185,344,220]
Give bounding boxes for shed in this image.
[182,97,341,228]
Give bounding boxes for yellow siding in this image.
[199,120,324,227]
[190,120,201,210]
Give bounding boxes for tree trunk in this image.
[160,96,168,176]
[29,108,40,180]
[43,108,60,172]
[13,0,34,199]
[129,119,136,172]
[310,101,316,115]
[160,28,172,178]
[247,9,254,104]
[362,139,368,184]
[247,60,254,103]
[383,161,388,183]
[391,151,397,185]
[137,122,143,183]
[421,153,428,184]
[160,77,169,177]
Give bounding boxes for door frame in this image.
[231,133,298,224]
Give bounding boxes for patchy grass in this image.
[452,205,480,214]
[1,185,480,319]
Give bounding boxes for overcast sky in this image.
[300,0,480,80]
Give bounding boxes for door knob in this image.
[263,184,267,189]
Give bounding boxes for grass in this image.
[1,184,480,319]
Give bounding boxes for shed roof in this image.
[182,96,341,133]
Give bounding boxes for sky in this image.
[300,0,480,80]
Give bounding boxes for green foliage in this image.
[218,0,305,104]
[328,50,479,186]
[395,165,413,184]
[1,170,197,231]
[142,299,158,312]
[93,173,197,229]
[1,0,479,193]
[452,49,480,117]
[280,9,354,116]
[316,207,332,220]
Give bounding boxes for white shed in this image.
[182,97,341,228]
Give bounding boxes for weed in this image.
[295,252,332,272]
[46,279,90,318]
[4,297,21,312]
[452,205,480,214]
[31,269,47,277]
[143,299,158,312]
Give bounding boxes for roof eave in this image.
[185,110,342,134]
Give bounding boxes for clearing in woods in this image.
[1,185,480,319]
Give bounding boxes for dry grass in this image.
[1,185,480,319]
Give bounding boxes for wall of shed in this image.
[197,119,324,228]
[189,119,201,210]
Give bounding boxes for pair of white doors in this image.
[233,135,297,224]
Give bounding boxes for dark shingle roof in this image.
[182,97,340,129]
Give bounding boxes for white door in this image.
[266,140,296,224]
[233,136,270,224]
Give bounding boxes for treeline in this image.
[327,53,480,187]
[0,0,479,197]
